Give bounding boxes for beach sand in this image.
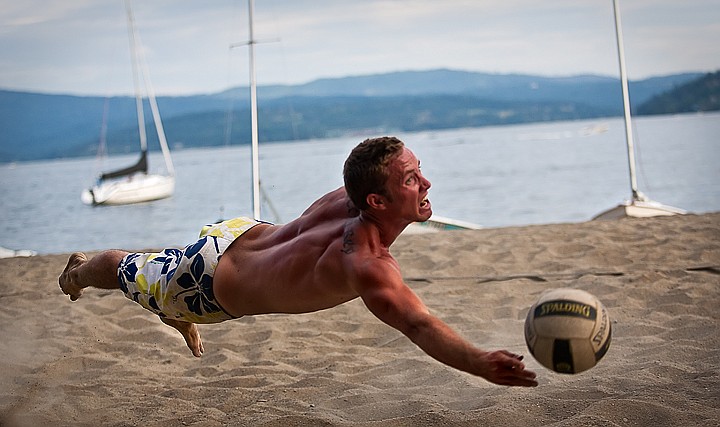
[1,213,719,426]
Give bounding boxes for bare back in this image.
[213,188,388,316]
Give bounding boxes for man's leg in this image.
[161,318,204,357]
[59,250,128,300]
[60,250,206,357]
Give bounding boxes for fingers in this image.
[499,349,524,361]
[505,377,539,387]
[500,353,526,371]
[488,350,539,387]
[500,366,538,387]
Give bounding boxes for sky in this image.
[1,0,719,97]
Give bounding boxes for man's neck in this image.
[358,211,409,248]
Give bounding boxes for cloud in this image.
[0,0,718,96]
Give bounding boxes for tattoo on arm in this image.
[341,231,354,254]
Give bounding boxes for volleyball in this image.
[524,288,611,374]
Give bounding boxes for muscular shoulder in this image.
[301,187,358,219]
[263,188,356,243]
[340,224,400,291]
[341,228,429,330]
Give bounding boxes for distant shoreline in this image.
[3,70,709,163]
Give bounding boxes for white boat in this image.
[81,168,175,206]
[82,0,175,206]
[593,0,685,220]
[0,246,37,259]
[404,215,483,234]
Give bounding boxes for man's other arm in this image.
[353,261,538,387]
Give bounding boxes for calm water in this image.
[1,112,718,255]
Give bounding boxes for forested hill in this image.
[0,69,708,162]
[637,71,720,115]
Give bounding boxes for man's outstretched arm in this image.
[355,264,538,387]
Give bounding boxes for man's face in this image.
[383,147,432,222]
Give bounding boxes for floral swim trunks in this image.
[117,217,262,324]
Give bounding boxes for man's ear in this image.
[366,193,386,210]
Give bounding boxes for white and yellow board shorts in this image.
[117,217,262,324]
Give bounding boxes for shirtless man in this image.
[59,136,538,387]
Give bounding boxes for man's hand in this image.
[479,350,538,387]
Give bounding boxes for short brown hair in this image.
[343,136,404,210]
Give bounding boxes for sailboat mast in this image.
[98,98,110,159]
[125,0,147,154]
[248,0,261,220]
[612,0,640,201]
[125,0,175,177]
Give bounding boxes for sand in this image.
[1,213,719,426]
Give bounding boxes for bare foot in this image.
[161,317,204,357]
[59,252,88,301]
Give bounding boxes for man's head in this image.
[343,137,405,210]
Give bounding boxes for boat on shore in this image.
[404,215,483,234]
[0,246,36,258]
[593,0,685,220]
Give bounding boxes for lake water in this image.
[1,112,718,255]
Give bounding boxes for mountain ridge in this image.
[0,69,708,162]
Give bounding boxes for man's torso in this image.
[213,188,390,316]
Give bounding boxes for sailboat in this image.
[593,0,685,220]
[81,0,175,206]
[232,0,479,230]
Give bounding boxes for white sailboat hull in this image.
[81,174,174,206]
[593,199,687,221]
[403,215,482,234]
